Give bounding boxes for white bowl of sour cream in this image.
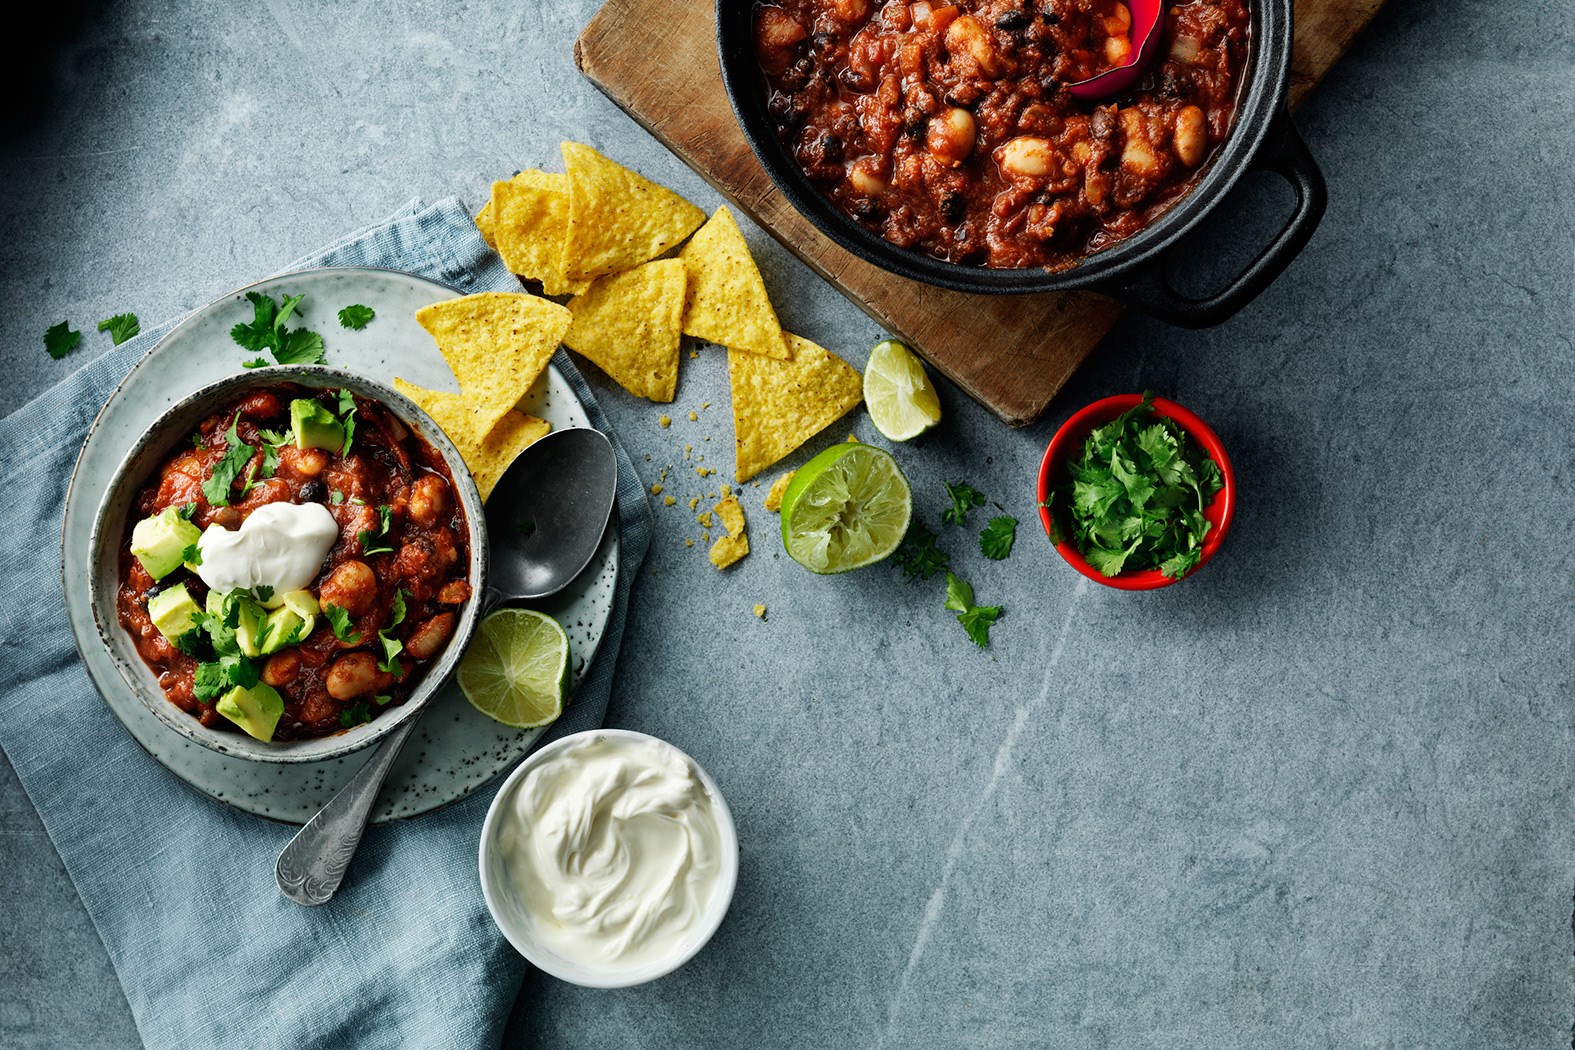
[478,729,739,987]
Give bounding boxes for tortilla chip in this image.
[393,379,551,501]
[679,207,788,359]
[709,495,749,569]
[475,199,497,249]
[561,142,705,279]
[728,333,863,482]
[414,292,569,438]
[491,173,592,297]
[563,258,685,402]
[763,470,795,512]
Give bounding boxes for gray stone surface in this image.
[2,0,1571,1046]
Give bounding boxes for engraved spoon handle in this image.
[275,715,419,906]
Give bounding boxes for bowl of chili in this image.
[1036,393,1234,589]
[87,366,489,764]
[720,0,1326,327]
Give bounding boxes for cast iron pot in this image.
[717,0,1326,327]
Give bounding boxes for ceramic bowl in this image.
[86,365,489,764]
[1036,394,1235,590]
[479,729,740,988]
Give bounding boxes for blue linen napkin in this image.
[0,199,653,1049]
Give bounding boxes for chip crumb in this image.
[685,444,692,452]
[703,435,711,442]
[764,470,795,512]
[701,401,711,409]
[846,433,859,442]
[688,496,700,510]
[689,349,699,359]
[708,495,749,569]
[658,416,671,428]
[644,453,652,461]
[721,483,732,496]
[702,531,711,543]
[663,495,677,506]
[685,538,695,547]
[753,604,767,620]
[687,410,698,421]
[708,491,717,500]
[696,467,712,477]
[697,511,714,528]
[650,483,663,494]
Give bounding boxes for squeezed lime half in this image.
[779,443,912,574]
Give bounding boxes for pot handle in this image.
[1107,113,1327,328]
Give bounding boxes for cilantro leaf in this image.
[957,604,1002,648]
[241,357,270,369]
[372,694,393,706]
[375,589,407,673]
[176,502,198,520]
[336,389,357,456]
[181,542,202,567]
[201,412,255,507]
[253,585,274,603]
[96,312,141,345]
[979,516,1017,560]
[339,702,373,728]
[230,292,278,352]
[44,322,81,360]
[358,503,394,556]
[276,328,326,365]
[894,522,949,582]
[940,481,986,526]
[943,571,974,613]
[338,304,375,330]
[323,603,362,644]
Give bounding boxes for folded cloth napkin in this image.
[0,199,653,1050]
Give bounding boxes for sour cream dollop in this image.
[195,502,339,596]
[498,735,725,972]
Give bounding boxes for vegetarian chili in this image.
[754,0,1251,270]
[117,385,472,741]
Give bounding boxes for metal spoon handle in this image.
[275,716,419,906]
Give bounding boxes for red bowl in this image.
[1036,395,1235,590]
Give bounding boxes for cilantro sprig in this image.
[375,589,407,674]
[893,522,950,582]
[1046,394,1224,580]
[943,572,1002,648]
[97,312,140,345]
[201,412,255,507]
[979,516,1017,561]
[358,504,393,556]
[323,603,362,644]
[231,291,326,367]
[45,322,81,359]
[940,481,986,526]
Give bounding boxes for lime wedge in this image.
[780,443,912,574]
[458,609,570,728]
[863,338,941,441]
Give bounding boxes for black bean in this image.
[939,191,967,224]
[299,480,327,503]
[818,132,844,163]
[995,10,1030,30]
[853,200,884,223]
[902,108,928,138]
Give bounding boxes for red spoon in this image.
[1068,0,1166,102]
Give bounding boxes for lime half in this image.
[780,443,912,574]
[863,338,941,441]
[459,609,570,728]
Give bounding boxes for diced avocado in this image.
[291,398,344,453]
[281,589,320,618]
[147,583,200,642]
[260,605,309,653]
[232,597,269,658]
[130,507,201,581]
[216,682,284,742]
[205,589,224,616]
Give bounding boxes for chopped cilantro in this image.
[323,603,362,644]
[190,433,206,449]
[339,702,372,728]
[1050,394,1224,580]
[336,389,357,456]
[176,502,198,520]
[181,542,202,567]
[943,572,1002,648]
[371,694,393,706]
[358,504,394,556]
[375,589,407,674]
[96,313,140,345]
[230,291,326,366]
[253,585,274,603]
[45,322,81,360]
[329,490,345,506]
[189,590,264,700]
[979,516,1018,561]
[893,522,949,582]
[201,412,255,507]
[940,481,986,526]
[242,357,270,369]
[338,304,375,330]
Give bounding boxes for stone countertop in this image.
[2,0,1571,1046]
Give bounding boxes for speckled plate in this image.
[61,267,619,824]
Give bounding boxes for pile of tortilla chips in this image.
[473,144,865,487]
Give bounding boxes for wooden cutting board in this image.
[575,0,1384,426]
